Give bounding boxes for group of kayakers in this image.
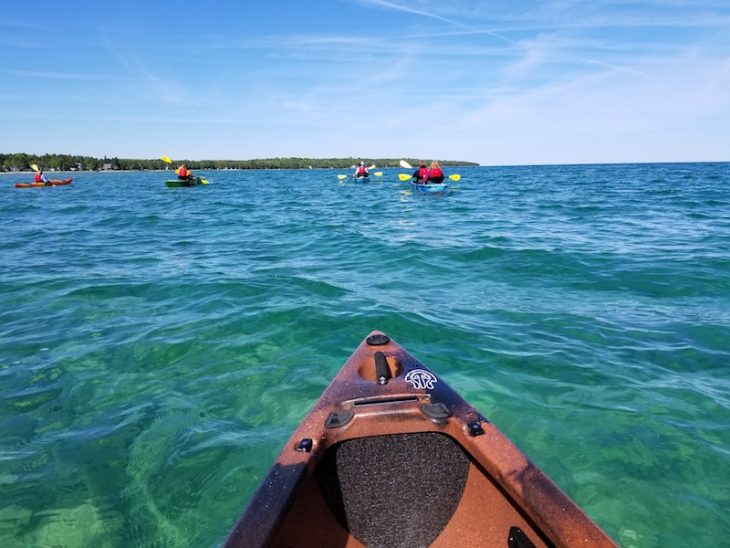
[351,160,447,184]
[32,161,445,185]
[412,161,445,185]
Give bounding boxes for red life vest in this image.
[356,166,367,176]
[178,167,188,178]
[418,167,428,179]
[428,167,443,178]
[34,173,42,182]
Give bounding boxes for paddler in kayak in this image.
[353,162,369,179]
[423,160,445,184]
[412,162,428,184]
[34,168,49,184]
[175,164,194,181]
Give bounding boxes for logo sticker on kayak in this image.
[405,369,437,390]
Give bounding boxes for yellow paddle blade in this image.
[398,173,411,181]
[200,179,209,184]
[449,174,461,181]
[399,160,412,169]
[30,163,39,171]
[161,155,172,164]
[337,174,348,180]
[368,164,376,170]
[373,171,383,177]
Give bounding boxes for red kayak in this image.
[15,178,73,189]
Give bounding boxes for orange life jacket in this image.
[178,167,188,178]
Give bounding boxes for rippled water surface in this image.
[1,164,729,546]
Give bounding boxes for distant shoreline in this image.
[0,154,480,173]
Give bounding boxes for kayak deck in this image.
[225,332,615,547]
[15,178,73,188]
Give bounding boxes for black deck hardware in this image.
[366,334,390,346]
[374,351,391,384]
[324,409,355,429]
[295,438,313,452]
[421,402,452,422]
[467,420,485,436]
[508,526,537,548]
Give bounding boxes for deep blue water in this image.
[1,163,729,546]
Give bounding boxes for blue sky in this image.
[2,0,729,165]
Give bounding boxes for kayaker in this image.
[423,160,445,184]
[354,162,369,178]
[34,168,48,184]
[412,162,428,184]
[176,164,194,181]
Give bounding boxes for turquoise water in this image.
[1,164,729,546]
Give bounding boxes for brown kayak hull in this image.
[225,332,616,548]
[15,178,73,188]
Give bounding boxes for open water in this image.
[1,164,729,547]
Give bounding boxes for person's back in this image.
[425,161,444,184]
[413,163,428,183]
[354,162,368,178]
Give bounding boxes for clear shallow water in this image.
[1,164,729,546]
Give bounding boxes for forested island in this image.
[1,153,478,172]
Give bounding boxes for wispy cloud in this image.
[466,0,730,31]
[353,0,516,44]
[443,50,730,163]
[102,36,187,106]
[3,69,101,81]
[354,0,473,28]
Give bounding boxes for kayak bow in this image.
[225,332,615,548]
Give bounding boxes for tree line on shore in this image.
[1,153,478,172]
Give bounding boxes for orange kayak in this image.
[225,332,615,547]
[15,178,73,188]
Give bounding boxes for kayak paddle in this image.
[399,160,413,169]
[398,173,461,182]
